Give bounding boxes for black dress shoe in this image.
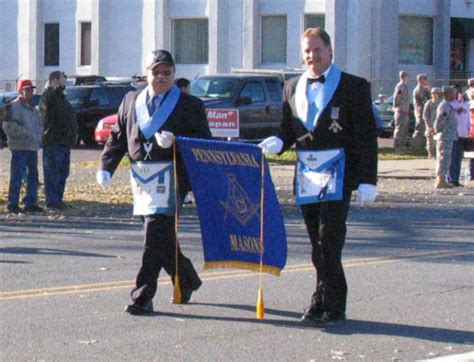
[451,182,463,187]
[59,201,71,209]
[47,203,67,210]
[172,278,202,304]
[320,311,346,322]
[6,205,24,214]
[124,300,153,315]
[301,305,324,323]
[23,205,44,213]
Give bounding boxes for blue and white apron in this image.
[130,161,175,216]
[295,149,345,204]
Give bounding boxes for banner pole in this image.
[256,150,265,319]
[172,139,182,304]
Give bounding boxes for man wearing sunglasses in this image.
[97,49,211,315]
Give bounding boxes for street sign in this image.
[206,109,239,138]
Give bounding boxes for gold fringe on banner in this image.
[203,261,281,277]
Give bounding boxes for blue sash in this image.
[136,85,181,140]
[295,65,342,131]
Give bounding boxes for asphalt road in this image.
[1,147,473,361]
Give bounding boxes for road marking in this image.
[1,249,472,301]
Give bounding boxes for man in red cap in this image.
[2,79,43,213]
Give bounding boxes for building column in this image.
[325,0,347,71]
[17,0,41,84]
[242,0,258,69]
[91,0,108,75]
[155,0,170,50]
[434,0,451,80]
[370,0,399,95]
[345,0,373,78]
[209,0,229,73]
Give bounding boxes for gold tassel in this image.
[173,274,182,304]
[256,151,265,320]
[256,288,264,319]
[172,140,181,305]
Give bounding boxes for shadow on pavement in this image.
[145,302,474,344]
[323,319,474,344]
[0,246,116,258]
[146,303,474,344]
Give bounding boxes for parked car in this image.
[65,75,107,86]
[94,113,118,144]
[64,83,134,145]
[191,73,286,140]
[373,95,415,138]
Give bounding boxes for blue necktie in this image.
[148,95,157,116]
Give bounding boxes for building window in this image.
[399,16,433,65]
[44,23,59,66]
[173,19,208,64]
[304,14,325,30]
[80,22,92,66]
[261,16,287,64]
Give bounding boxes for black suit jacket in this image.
[277,71,377,191]
[100,89,212,196]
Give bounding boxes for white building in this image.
[0,0,473,94]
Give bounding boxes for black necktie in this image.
[307,75,325,85]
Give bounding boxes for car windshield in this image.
[191,78,240,99]
[373,95,393,112]
[64,88,90,106]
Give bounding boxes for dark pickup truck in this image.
[64,83,134,145]
[191,73,290,140]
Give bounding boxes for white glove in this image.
[258,136,283,155]
[356,184,377,205]
[155,130,174,149]
[96,170,111,188]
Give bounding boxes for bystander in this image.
[2,79,43,213]
[39,71,77,210]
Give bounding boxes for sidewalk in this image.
[0,148,470,184]
[377,158,470,179]
[270,158,471,181]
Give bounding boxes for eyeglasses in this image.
[152,69,173,77]
[22,88,34,93]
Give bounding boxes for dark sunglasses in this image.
[152,69,173,77]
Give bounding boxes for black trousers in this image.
[300,189,352,315]
[131,214,201,304]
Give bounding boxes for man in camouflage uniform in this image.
[433,86,457,189]
[422,87,441,159]
[411,74,431,148]
[392,71,410,153]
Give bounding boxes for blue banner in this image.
[176,137,287,276]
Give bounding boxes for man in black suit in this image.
[259,28,378,324]
[97,50,212,315]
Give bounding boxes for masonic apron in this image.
[131,85,181,216]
